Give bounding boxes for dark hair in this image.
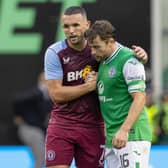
[64,6,87,18]
[85,20,116,42]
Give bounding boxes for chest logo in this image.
[63,57,70,64]
[108,67,116,77]
[82,65,92,79]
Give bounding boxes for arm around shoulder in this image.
[47,79,96,103]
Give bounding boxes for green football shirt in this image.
[97,44,152,147]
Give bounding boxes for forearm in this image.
[47,79,96,103]
[120,92,146,132]
[53,84,92,102]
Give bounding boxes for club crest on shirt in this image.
[63,57,70,64]
[47,150,56,161]
[108,67,116,77]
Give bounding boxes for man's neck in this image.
[110,42,118,55]
[105,42,118,59]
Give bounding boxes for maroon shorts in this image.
[45,124,105,168]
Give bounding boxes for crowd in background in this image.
[13,72,52,168]
[146,90,168,145]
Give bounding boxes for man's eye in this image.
[73,23,80,27]
[63,25,69,28]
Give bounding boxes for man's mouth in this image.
[69,36,77,41]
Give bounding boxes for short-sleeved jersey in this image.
[97,45,152,147]
[44,40,103,128]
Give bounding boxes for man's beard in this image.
[69,35,84,45]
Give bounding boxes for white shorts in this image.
[105,141,151,168]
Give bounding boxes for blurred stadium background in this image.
[0,0,168,167]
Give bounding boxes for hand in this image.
[85,71,97,82]
[85,71,97,91]
[112,129,128,149]
[132,45,148,64]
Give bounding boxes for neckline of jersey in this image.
[103,42,123,64]
[65,39,89,53]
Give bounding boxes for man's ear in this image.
[87,20,91,29]
[109,38,115,44]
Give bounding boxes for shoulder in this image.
[126,57,142,66]
[116,46,135,66]
[47,40,67,54]
[45,40,67,62]
[123,57,145,80]
[121,46,135,58]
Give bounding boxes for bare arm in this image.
[120,92,146,131]
[112,92,146,148]
[47,79,96,103]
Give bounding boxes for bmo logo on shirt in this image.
[67,65,93,81]
[67,70,83,81]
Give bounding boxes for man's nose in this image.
[69,26,75,33]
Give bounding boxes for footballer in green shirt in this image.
[85,20,152,168]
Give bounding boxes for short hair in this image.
[64,6,87,18]
[85,20,116,42]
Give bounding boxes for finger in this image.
[87,76,96,81]
[135,52,147,61]
[135,51,144,58]
[140,54,147,60]
[119,141,126,148]
[115,140,126,149]
[132,45,144,53]
[90,71,96,75]
[133,48,143,54]
[112,138,120,147]
[131,45,137,49]
[113,141,122,149]
[132,45,141,52]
